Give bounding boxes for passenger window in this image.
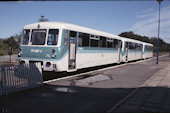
[64,30,68,46]
[113,39,118,48]
[22,29,30,45]
[140,44,142,50]
[146,46,152,51]
[125,42,129,48]
[90,35,99,47]
[141,44,143,50]
[136,44,142,50]
[100,36,106,48]
[47,29,59,45]
[129,42,136,49]
[79,32,89,47]
[70,31,77,43]
[146,46,149,51]
[107,38,113,48]
[133,43,136,49]
[135,44,137,49]
[129,42,133,49]
[119,40,122,49]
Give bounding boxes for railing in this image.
[0,63,43,96]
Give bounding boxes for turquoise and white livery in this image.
[18,21,153,72]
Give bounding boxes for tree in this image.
[0,38,8,55]
[0,38,8,49]
[119,31,150,43]
[4,36,18,49]
[0,38,3,49]
[13,32,22,44]
[150,37,170,52]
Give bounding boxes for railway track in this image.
[43,57,156,83]
[42,62,121,81]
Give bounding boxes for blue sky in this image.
[0,1,170,43]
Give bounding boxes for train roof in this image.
[143,42,153,46]
[120,36,153,46]
[24,21,121,40]
[24,21,153,46]
[120,37,143,44]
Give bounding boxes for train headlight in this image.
[51,54,56,58]
[46,62,51,67]
[20,60,25,64]
[18,52,22,57]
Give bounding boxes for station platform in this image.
[109,57,170,113]
[0,55,170,113]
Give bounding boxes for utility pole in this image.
[156,0,163,64]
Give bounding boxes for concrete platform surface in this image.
[0,54,18,65]
[109,57,170,113]
[0,55,170,113]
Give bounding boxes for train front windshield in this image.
[31,29,46,45]
[22,29,59,46]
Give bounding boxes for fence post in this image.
[0,63,43,97]
[37,63,43,85]
[0,68,2,96]
[2,66,7,95]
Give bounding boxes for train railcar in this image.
[18,21,153,72]
[143,43,153,59]
[18,21,124,72]
[120,37,144,62]
[120,37,153,62]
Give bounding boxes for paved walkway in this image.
[0,54,18,65]
[110,63,170,113]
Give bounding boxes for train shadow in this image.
[0,84,170,113]
[42,59,144,81]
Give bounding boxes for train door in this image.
[118,40,122,62]
[125,42,129,62]
[68,31,77,70]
